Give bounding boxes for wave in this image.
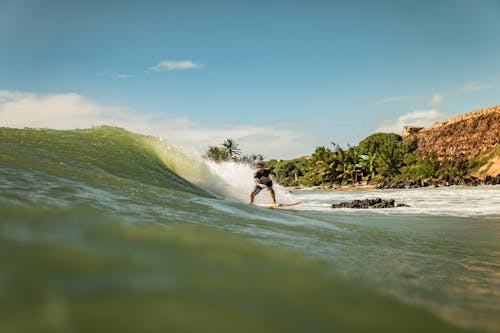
[0,126,209,195]
[1,126,498,333]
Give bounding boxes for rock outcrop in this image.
[401,126,423,141]
[331,198,409,209]
[404,105,500,160]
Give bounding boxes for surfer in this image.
[250,163,277,204]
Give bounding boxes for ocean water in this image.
[1,126,498,333]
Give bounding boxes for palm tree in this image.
[204,146,229,162]
[222,138,241,160]
[376,144,403,177]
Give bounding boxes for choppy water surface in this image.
[1,127,498,333]
[291,186,500,217]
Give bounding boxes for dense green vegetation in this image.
[266,133,485,187]
[205,133,488,187]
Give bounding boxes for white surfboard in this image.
[255,201,302,209]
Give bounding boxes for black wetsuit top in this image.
[254,168,274,187]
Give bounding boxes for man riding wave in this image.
[250,163,277,204]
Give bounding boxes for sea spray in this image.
[144,136,229,197]
[205,160,295,204]
[147,136,295,204]
[145,137,257,201]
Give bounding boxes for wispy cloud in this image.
[372,95,416,105]
[376,109,443,134]
[97,71,132,79]
[428,92,444,106]
[112,73,132,79]
[0,89,308,159]
[149,60,202,72]
[455,81,494,93]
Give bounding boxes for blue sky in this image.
[1,0,499,158]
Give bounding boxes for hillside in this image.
[402,105,500,160]
[473,144,500,178]
[402,105,500,178]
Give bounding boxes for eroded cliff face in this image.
[402,105,500,160]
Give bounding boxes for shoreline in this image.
[286,177,500,192]
[286,184,377,192]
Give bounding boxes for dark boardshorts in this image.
[254,180,273,194]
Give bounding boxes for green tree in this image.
[311,146,338,185]
[359,133,405,178]
[249,154,258,165]
[414,155,438,179]
[222,138,241,160]
[376,143,404,177]
[204,146,229,162]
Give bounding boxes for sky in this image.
[1,0,499,159]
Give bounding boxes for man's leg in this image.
[250,185,262,203]
[250,190,257,203]
[268,186,276,204]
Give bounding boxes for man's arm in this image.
[253,172,261,185]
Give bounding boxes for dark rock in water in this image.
[484,174,500,185]
[331,198,410,209]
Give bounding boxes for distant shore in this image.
[287,184,377,191]
[286,175,500,192]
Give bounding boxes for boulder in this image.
[331,198,409,209]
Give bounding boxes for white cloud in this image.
[372,95,416,105]
[376,109,443,134]
[149,60,202,72]
[0,90,132,129]
[97,71,132,79]
[0,89,308,159]
[455,81,494,93]
[428,92,443,106]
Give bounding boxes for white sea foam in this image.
[289,186,500,217]
[205,160,295,204]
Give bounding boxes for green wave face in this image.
[0,127,490,333]
[0,126,212,197]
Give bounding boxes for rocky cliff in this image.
[402,105,500,160]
